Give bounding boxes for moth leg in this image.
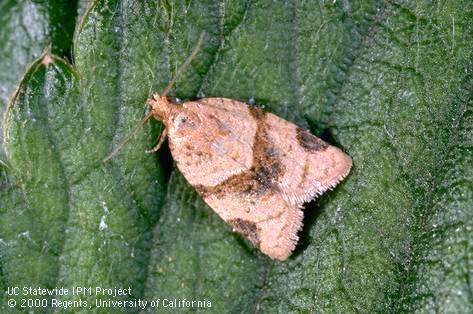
[146,128,167,153]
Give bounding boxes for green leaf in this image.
[2,47,165,312]
[0,0,79,159]
[1,0,473,313]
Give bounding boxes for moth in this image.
[106,34,352,260]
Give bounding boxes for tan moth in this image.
[105,33,352,260]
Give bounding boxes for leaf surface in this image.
[0,0,79,159]
[1,1,473,313]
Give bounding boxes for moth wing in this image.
[167,98,257,187]
[265,113,352,205]
[167,97,351,260]
[201,190,303,261]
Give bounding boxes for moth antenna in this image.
[0,159,9,169]
[103,111,154,163]
[161,31,206,97]
[103,32,205,163]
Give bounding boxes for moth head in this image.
[147,93,176,122]
[102,32,206,162]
